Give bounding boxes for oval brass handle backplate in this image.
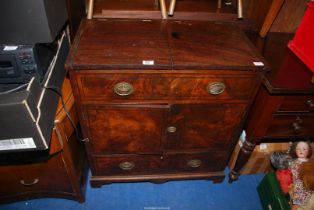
[307,99,314,111]
[167,126,177,133]
[20,178,39,186]
[119,161,135,171]
[207,82,225,95]
[187,159,202,168]
[114,82,134,96]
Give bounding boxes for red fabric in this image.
[276,169,293,194]
[288,2,314,73]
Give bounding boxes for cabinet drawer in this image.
[265,114,314,138]
[76,73,257,102]
[278,96,314,112]
[165,152,227,172]
[92,152,226,176]
[0,154,73,197]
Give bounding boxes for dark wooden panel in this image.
[69,19,171,69]
[66,0,85,41]
[167,20,267,70]
[67,19,267,71]
[85,105,168,154]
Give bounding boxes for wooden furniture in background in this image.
[66,0,86,41]
[269,0,308,33]
[0,78,88,203]
[243,0,284,37]
[92,0,239,21]
[66,19,267,187]
[229,33,314,182]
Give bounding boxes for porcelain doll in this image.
[289,141,313,210]
[270,151,293,195]
[298,159,314,210]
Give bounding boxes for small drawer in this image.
[150,74,257,100]
[165,152,228,172]
[278,96,314,112]
[77,74,147,100]
[265,114,314,138]
[92,155,165,176]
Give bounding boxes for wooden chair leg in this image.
[218,0,222,9]
[237,0,243,19]
[87,0,95,19]
[159,0,168,19]
[169,0,176,16]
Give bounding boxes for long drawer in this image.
[75,72,257,102]
[91,152,227,176]
[265,114,314,138]
[277,95,314,112]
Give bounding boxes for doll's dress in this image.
[290,159,312,206]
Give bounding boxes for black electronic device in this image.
[0,0,68,45]
[0,43,56,84]
[0,33,68,153]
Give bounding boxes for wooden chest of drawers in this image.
[0,78,88,203]
[66,19,267,187]
[230,33,314,182]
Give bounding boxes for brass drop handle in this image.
[167,126,177,133]
[187,159,202,168]
[207,82,225,95]
[119,161,135,171]
[292,122,302,133]
[307,99,314,111]
[114,82,134,96]
[20,178,39,186]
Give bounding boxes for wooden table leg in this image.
[229,138,256,183]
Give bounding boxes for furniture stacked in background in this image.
[0,78,88,203]
[229,32,314,180]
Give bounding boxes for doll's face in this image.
[296,141,309,159]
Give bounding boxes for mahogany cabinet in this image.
[66,19,267,187]
[0,78,88,203]
[229,33,314,182]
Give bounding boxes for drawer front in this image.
[92,152,226,176]
[0,154,73,196]
[76,73,257,102]
[278,96,314,112]
[165,152,227,172]
[265,114,314,138]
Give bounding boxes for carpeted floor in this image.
[0,169,265,210]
